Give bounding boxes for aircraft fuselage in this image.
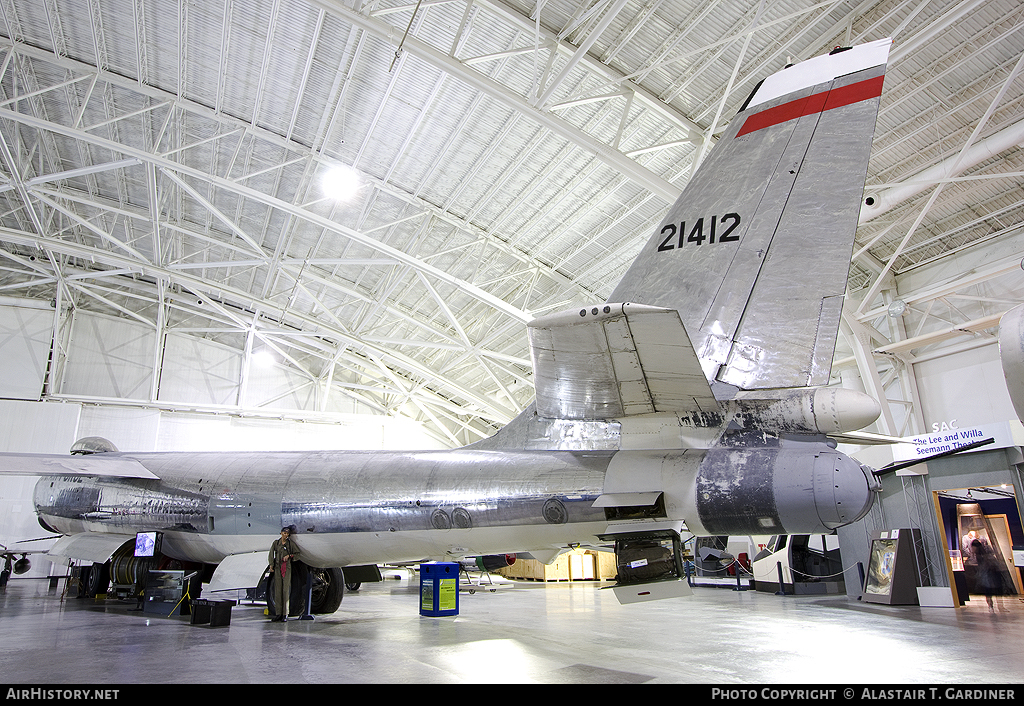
[34,434,874,568]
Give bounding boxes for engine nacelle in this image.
[462,554,517,572]
[13,555,31,575]
[724,388,880,435]
[607,443,875,538]
[692,443,874,536]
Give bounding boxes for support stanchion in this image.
[300,566,314,621]
[168,571,197,617]
[774,562,787,596]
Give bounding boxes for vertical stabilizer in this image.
[609,39,891,390]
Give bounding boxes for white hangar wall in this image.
[882,229,1024,435]
[0,400,81,579]
[0,301,447,451]
[840,340,1018,472]
[58,309,365,413]
[914,343,1017,432]
[0,299,53,400]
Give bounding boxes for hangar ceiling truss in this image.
[0,0,1021,445]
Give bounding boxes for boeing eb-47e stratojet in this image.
[0,39,893,611]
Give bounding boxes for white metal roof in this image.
[0,0,1021,445]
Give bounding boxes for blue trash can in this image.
[419,562,460,617]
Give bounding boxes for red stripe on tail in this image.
[736,75,885,138]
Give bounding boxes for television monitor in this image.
[134,531,161,557]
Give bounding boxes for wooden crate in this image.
[569,552,596,580]
[545,554,571,581]
[591,550,618,580]
[498,549,612,581]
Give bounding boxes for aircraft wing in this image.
[46,532,136,563]
[0,542,54,556]
[528,302,719,420]
[0,453,158,479]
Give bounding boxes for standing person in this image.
[972,539,1001,611]
[268,526,301,622]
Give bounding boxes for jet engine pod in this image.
[13,555,31,575]
[463,554,517,572]
[726,388,881,435]
[695,445,874,536]
[810,451,875,529]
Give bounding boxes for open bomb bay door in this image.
[598,522,693,604]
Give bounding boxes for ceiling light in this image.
[322,164,360,201]
[253,350,276,368]
[887,299,907,317]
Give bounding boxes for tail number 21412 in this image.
[657,213,741,252]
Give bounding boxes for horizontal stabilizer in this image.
[0,453,159,480]
[528,303,719,420]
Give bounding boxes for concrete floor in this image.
[2,574,1023,685]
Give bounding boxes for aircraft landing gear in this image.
[264,564,345,616]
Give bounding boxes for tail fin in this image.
[609,39,891,391]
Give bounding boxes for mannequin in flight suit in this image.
[268,526,301,621]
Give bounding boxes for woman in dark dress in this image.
[971,539,1002,610]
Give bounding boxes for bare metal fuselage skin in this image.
[34,432,873,568]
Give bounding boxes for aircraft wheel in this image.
[310,567,344,614]
[264,570,303,616]
[345,581,361,592]
[87,561,110,597]
[266,566,344,615]
[265,571,280,617]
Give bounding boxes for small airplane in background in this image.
[0,38,895,611]
[0,540,47,588]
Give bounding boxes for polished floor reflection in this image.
[2,575,1023,684]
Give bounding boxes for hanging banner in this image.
[891,419,1024,467]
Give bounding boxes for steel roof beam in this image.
[0,106,531,323]
[856,49,1024,313]
[534,0,631,108]
[2,40,583,306]
[312,0,683,203]
[0,225,518,424]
